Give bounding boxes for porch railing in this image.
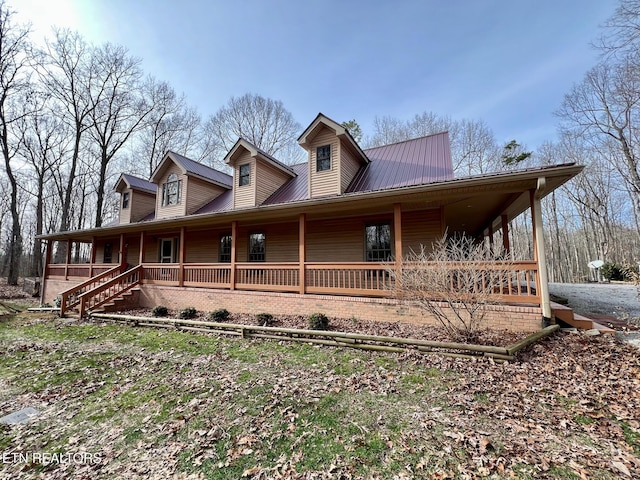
[59,264,124,316]
[49,260,540,306]
[47,263,115,280]
[78,265,142,317]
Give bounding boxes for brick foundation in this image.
[44,280,543,332]
[138,285,543,333]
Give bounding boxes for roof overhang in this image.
[39,163,583,242]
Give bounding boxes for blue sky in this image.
[13,0,615,150]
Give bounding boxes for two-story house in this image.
[39,113,583,332]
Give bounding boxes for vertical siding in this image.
[186,178,226,214]
[130,191,155,222]
[233,154,256,208]
[401,209,442,256]
[256,161,291,205]
[309,126,339,198]
[155,162,187,219]
[339,143,362,193]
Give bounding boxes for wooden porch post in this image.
[139,231,145,265]
[488,223,494,249]
[89,236,97,277]
[178,227,186,287]
[501,214,510,253]
[41,239,52,305]
[65,239,71,280]
[394,203,402,272]
[119,233,126,267]
[531,181,551,324]
[230,221,237,290]
[299,213,306,294]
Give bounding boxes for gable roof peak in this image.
[114,173,156,194]
[150,151,232,188]
[224,138,296,176]
[298,112,369,164]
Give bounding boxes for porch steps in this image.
[89,288,140,314]
[551,302,615,334]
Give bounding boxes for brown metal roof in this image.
[348,132,453,193]
[115,173,156,194]
[169,151,233,188]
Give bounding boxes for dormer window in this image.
[122,192,130,209]
[162,173,182,206]
[239,164,251,186]
[317,145,331,172]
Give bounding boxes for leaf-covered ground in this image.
[0,310,639,479]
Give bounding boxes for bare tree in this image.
[0,1,31,284]
[38,29,95,249]
[204,93,303,166]
[557,59,640,243]
[595,0,640,58]
[389,235,513,342]
[87,42,152,227]
[135,77,204,177]
[18,90,70,276]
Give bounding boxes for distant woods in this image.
[0,0,639,285]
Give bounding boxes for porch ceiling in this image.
[40,164,583,242]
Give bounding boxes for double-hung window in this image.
[220,234,232,263]
[365,223,392,262]
[162,173,181,206]
[316,145,331,172]
[239,164,251,186]
[248,233,265,262]
[122,192,130,209]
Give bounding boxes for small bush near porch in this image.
[0,310,638,479]
[391,235,515,343]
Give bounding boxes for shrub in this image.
[152,305,169,317]
[256,312,273,326]
[308,313,329,331]
[178,307,197,319]
[601,262,626,281]
[209,308,230,322]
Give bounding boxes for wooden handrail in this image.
[59,264,124,316]
[78,265,142,317]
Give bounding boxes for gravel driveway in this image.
[549,282,640,320]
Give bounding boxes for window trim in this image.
[316,145,331,172]
[248,232,266,262]
[364,223,392,262]
[239,163,251,186]
[162,173,182,206]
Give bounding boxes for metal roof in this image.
[165,151,233,188]
[348,132,453,193]
[262,163,309,205]
[194,189,233,214]
[116,173,156,194]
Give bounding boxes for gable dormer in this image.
[224,139,296,209]
[298,113,369,198]
[114,174,156,224]
[150,151,232,220]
